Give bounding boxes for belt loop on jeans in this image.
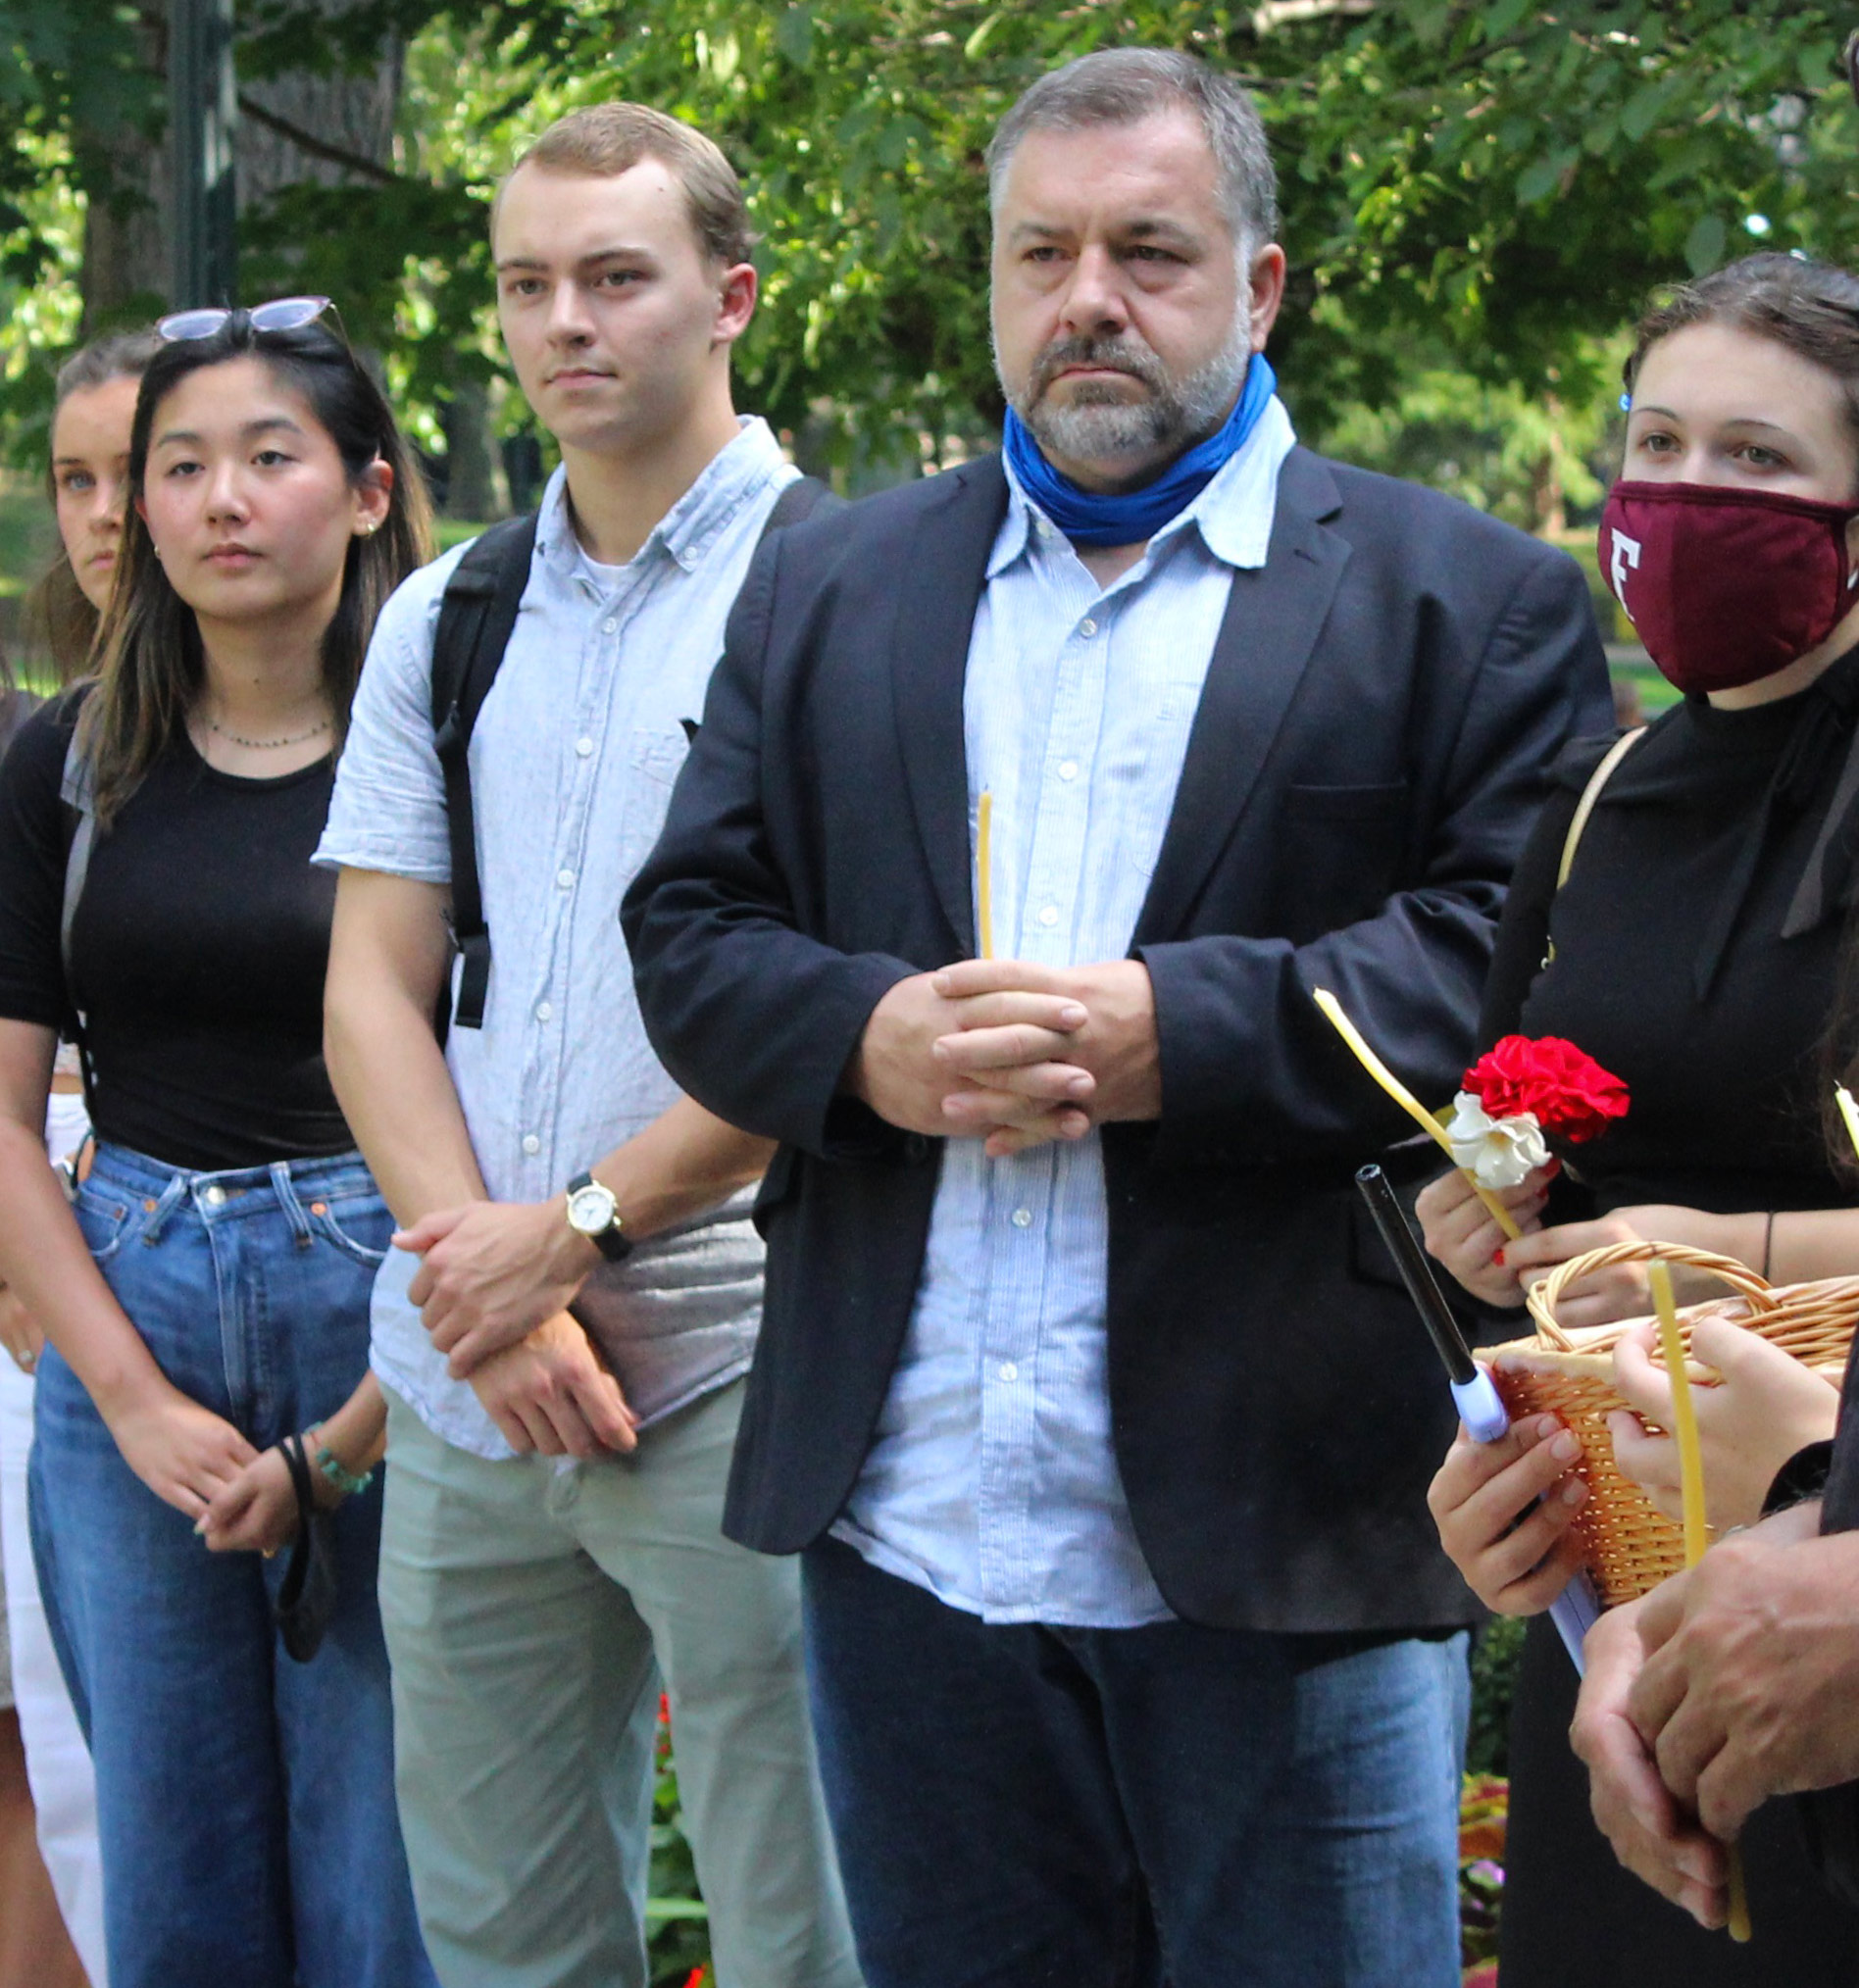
[141,1170,191,1246]
[270,1162,314,1248]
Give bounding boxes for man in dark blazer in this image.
[626,46,1613,1988]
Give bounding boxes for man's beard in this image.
[999,319,1252,481]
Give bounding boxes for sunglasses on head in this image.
[155,295,333,342]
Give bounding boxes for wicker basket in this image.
[1485,1240,1859,1608]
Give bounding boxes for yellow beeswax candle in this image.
[1648,1259,1751,1943]
[976,790,995,961]
[1311,988,1521,1241]
[1837,1084,1859,1164]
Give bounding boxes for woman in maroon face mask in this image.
[1420,253,1859,1986]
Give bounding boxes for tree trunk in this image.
[237,16,401,206]
[439,374,499,522]
[77,11,169,324]
[78,0,402,328]
[80,147,172,324]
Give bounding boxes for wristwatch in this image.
[565,1170,633,1263]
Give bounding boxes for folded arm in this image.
[625,543,940,1158]
[325,867,634,1457]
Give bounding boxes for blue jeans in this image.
[802,1537,1468,1988]
[29,1143,435,1988]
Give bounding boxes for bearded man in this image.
[625,47,1612,1988]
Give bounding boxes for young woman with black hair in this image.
[0,301,437,1988]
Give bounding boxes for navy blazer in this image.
[624,446,1615,1633]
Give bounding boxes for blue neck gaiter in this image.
[1002,352,1278,549]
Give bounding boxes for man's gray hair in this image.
[986,48,1279,251]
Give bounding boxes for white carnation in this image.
[1444,1091,1549,1189]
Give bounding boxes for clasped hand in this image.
[1573,1510,1859,1929]
[398,1198,593,1376]
[855,958,1161,1158]
[394,1201,636,1457]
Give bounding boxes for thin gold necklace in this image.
[205,714,332,751]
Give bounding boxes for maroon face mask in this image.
[1600,479,1859,694]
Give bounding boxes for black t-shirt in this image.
[0,691,353,1169]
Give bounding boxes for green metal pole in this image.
[170,0,237,308]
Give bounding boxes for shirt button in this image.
[998,1361,1019,1382]
[522,1134,540,1156]
[535,1001,553,1022]
[1079,617,1098,637]
[575,737,594,758]
[1058,760,1079,782]
[556,868,576,889]
[202,1184,226,1207]
[602,618,618,635]
[1011,1207,1032,1228]
[1038,905,1060,928]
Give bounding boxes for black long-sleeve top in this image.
[1486,655,1859,1984]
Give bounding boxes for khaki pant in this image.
[378,1379,861,1988]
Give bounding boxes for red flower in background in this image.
[1462,1035,1629,1144]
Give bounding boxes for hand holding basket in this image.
[1487,1239,1859,1608]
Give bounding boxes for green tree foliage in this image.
[3,1,1857,472]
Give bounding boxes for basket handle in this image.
[1525,1239,1776,1349]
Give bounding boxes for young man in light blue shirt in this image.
[316,103,859,1988]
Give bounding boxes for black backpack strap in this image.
[429,514,539,1033]
[762,473,838,534]
[427,476,834,1036]
[57,728,99,1115]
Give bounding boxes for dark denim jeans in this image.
[802,1536,1468,1988]
[29,1143,435,1988]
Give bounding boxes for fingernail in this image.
[1551,1431,1580,1463]
[1492,1248,1507,1267]
[1068,1073,1092,1096]
[1562,1476,1587,1505]
[1534,1416,1560,1439]
[1060,1004,1086,1025]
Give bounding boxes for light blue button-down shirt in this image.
[316,421,797,1459]
[834,397,1298,1626]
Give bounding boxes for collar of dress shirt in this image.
[989,394,1296,582]
[530,415,793,581]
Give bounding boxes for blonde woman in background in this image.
[0,327,156,1988]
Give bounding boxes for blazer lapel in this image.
[1134,449,1350,943]
[889,455,1010,954]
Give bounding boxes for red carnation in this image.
[1462,1035,1629,1144]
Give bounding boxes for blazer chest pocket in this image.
[1267,781,1411,943]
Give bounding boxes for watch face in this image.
[568,1183,615,1234]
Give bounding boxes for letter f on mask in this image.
[1609,526,1641,617]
